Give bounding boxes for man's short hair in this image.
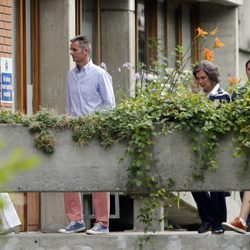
[70,35,91,50]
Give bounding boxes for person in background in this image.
[222,191,250,234]
[231,59,250,100]
[228,59,250,233]
[58,35,115,235]
[239,59,250,226]
[239,191,250,228]
[0,193,21,234]
[245,59,250,81]
[191,60,230,234]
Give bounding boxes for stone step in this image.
[0,232,248,250]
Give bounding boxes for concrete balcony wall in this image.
[0,125,245,232]
[0,125,248,193]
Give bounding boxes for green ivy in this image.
[231,89,250,173]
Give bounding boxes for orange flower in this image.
[196,27,208,37]
[210,28,219,36]
[203,48,214,61]
[229,76,241,86]
[213,38,224,48]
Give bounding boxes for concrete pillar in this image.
[199,4,238,87]
[133,199,164,232]
[238,0,250,79]
[41,193,67,233]
[40,0,75,113]
[39,0,75,232]
[101,0,136,100]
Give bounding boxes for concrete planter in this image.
[0,124,248,192]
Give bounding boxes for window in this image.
[15,0,40,114]
[136,0,158,66]
[137,0,146,63]
[79,0,101,65]
[136,0,199,69]
[14,0,41,231]
[167,2,181,67]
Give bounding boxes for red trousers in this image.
[64,192,110,227]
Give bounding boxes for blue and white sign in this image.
[1,58,13,103]
[1,72,12,102]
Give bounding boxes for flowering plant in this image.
[134,27,224,95]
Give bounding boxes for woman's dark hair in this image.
[193,60,220,84]
[245,59,250,69]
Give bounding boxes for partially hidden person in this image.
[191,60,231,234]
[222,59,250,234]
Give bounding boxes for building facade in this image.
[0,0,13,111]
[1,0,249,231]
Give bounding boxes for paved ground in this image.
[0,231,249,250]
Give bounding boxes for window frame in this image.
[135,0,199,68]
